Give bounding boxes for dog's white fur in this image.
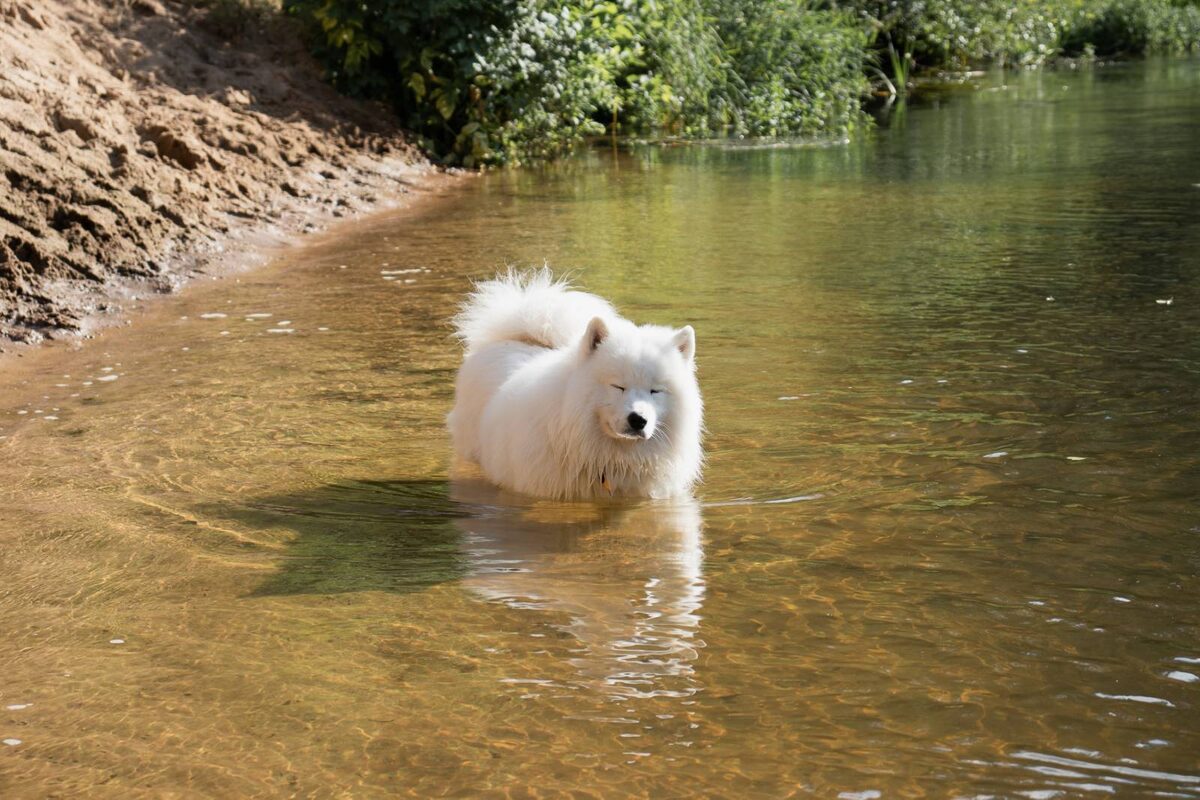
[448,269,703,499]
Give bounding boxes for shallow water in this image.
[3,60,1199,797]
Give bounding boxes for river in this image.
[1,59,1198,797]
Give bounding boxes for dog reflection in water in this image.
[450,479,705,699]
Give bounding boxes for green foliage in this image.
[843,0,1082,70]
[284,0,869,164]
[589,0,726,135]
[1061,0,1200,55]
[707,1,870,137]
[282,0,609,166]
[284,0,1199,165]
[842,0,1200,76]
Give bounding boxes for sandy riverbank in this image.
[0,0,446,353]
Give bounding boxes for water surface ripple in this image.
[1,60,1198,798]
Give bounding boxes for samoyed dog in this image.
[447,270,703,499]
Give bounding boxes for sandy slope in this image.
[0,0,435,347]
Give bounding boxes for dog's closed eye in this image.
[611,384,626,392]
[650,389,664,395]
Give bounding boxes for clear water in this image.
[2,60,1199,797]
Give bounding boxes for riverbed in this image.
[2,60,1198,797]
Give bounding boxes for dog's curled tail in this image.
[452,267,616,353]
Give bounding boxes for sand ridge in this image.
[0,0,436,348]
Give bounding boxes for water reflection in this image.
[453,479,705,699]
[209,476,705,699]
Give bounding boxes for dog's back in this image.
[448,269,613,466]
[451,268,614,353]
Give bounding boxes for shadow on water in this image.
[207,479,474,597]
[207,477,708,697]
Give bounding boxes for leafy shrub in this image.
[840,0,1078,70]
[283,0,618,166]
[842,0,1200,76]
[707,1,870,137]
[595,0,726,135]
[1061,0,1200,55]
[285,0,870,164]
[615,1,870,139]
[285,0,1199,165]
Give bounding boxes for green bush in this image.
[707,1,870,137]
[841,0,1200,76]
[1061,0,1200,55]
[282,0,617,166]
[285,0,870,164]
[840,0,1079,70]
[285,0,1199,165]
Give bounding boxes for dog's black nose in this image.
[627,412,647,432]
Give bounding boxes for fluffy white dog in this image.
[448,270,703,499]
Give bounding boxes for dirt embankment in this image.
[0,0,436,348]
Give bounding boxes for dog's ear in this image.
[672,325,695,363]
[582,316,609,356]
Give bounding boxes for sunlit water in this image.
[3,61,1199,797]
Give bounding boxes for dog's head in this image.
[576,316,700,444]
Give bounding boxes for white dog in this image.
[447,269,703,499]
